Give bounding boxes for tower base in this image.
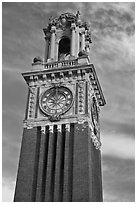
[14,122,103,202]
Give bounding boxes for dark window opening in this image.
[58,37,70,60]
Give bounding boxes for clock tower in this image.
[14,12,106,202]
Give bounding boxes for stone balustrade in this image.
[44,59,78,69]
[32,59,78,71]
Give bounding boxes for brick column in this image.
[35,126,49,201]
[72,122,103,201]
[88,131,103,202]
[45,125,57,201]
[14,127,41,202]
[72,123,89,201]
[54,125,63,201]
[63,124,70,201]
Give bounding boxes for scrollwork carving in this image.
[48,114,61,122]
[91,131,101,150]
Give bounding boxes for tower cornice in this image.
[22,63,106,107]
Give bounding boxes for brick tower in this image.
[14,12,106,202]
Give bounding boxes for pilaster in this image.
[70,23,76,57]
[14,127,41,202]
[44,37,50,62]
[49,26,56,60]
[72,123,89,201]
[81,28,85,51]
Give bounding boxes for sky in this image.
[2,2,135,202]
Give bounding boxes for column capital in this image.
[41,126,45,134]
[51,25,56,33]
[80,27,85,34]
[71,23,76,30]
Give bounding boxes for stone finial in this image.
[33,56,43,64]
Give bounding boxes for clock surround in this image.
[39,86,73,118]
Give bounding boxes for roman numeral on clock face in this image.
[39,86,73,116]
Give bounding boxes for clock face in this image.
[39,86,73,116]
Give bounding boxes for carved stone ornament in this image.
[45,11,91,33]
[33,56,43,64]
[48,114,61,122]
[24,122,33,129]
[91,97,99,127]
[28,86,36,96]
[57,124,61,132]
[91,131,101,150]
[49,125,54,133]
[78,50,88,57]
[66,124,70,132]
[48,12,76,28]
[77,117,86,124]
[41,126,46,134]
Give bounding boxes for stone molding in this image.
[23,63,106,106]
[23,115,101,149]
[43,12,92,44]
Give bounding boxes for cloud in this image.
[101,120,135,138]
[102,156,135,202]
[87,2,134,36]
[101,132,135,159]
[2,178,15,202]
[91,34,135,74]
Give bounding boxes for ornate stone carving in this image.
[49,125,54,133]
[91,131,101,150]
[47,12,76,31]
[85,30,92,43]
[48,114,61,122]
[28,87,37,119]
[77,117,86,124]
[41,126,45,134]
[78,50,88,57]
[66,124,70,132]
[44,12,91,36]
[33,56,43,64]
[91,97,100,137]
[24,122,33,129]
[78,81,85,114]
[57,124,61,132]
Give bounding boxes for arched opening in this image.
[58,37,70,60]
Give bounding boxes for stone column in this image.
[44,37,49,62]
[55,41,59,61]
[50,26,56,60]
[70,23,76,57]
[81,28,85,51]
[75,26,80,57]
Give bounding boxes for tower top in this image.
[24,11,105,107]
[44,11,91,34]
[32,11,92,66]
